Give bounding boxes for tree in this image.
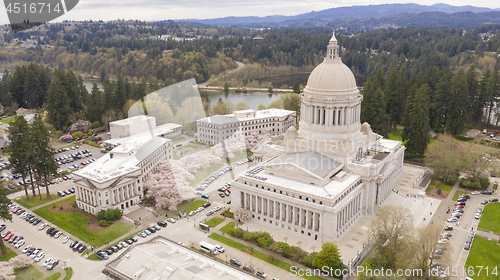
[31,115,58,198]
[224,81,229,93]
[210,99,234,115]
[411,225,441,279]
[437,187,442,195]
[431,68,452,130]
[0,186,12,256]
[292,80,301,93]
[71,131,84,139]
[45,75,71,130]
[234,207,251,222]
[6,116,31,199]
[370,205,413,270]
[235,101,250,111]
[92,121,102,128]
[446,69,469,135]
[403,84,430,156]
[311,242,344,271]
[257,104,266,110]
[361,85,389,138]
[385,68,406,131]
[425,134,462,184]
[461,144,488,181]
[143,160,195,211]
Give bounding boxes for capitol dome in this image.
[304,31,358,95]
[298,31,363,141]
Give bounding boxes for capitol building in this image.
[230,32,405,242]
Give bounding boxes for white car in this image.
[30,249,40,258]
[437,239,449,244]
[43,258,53,267]
[34,252,45,262]
[214,244,225,253]
[447,217,457,223]
[22,245,32,254]
[38,223,48,230]
[54,231,62,238]
[119,241,128,248]
[475,213,481,219]
[166,218,176,223]
[62,236,70,243]
[471,191,481,195]
[15,240,25,248]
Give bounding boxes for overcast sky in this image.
[1,0,500,25]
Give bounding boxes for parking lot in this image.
[435,191,500,279]
[1,203,90,275]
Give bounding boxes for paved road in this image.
[429,180,500,280]
[198,61,244,88]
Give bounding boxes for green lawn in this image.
[452,190,470,201]
[15,265,44,280]
[43,272,61,280]
[465,236,500,280]
[388,129,403,141]
[63,267,73,280]
[15,193,64,209]
[88,229,143,260]
[209,233,326,280]
[478,202,500,232]
[34,198,133,247]
[205,217,225,228]
[173,200,207,217]
[220,222,235,233]
[0,246,17,261]
[171,135,184,142]
[0,117,15,124]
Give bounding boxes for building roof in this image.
[104,123,181,147]
[75,133,170,184]
[104,236,258,280]
[266,151,341,179]
[241,162,360,199]
[305,59,357,94]
[197,109,295,126]
[111,115,155,126]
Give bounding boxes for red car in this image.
[13,208,22,214]
[81,162,86,165]
[454,205,465,208]
[227,189,231,193]
[3,233,14,241]
[62,177,67,180]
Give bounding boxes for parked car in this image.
[43,258,53,267]
[97,251,109,260]
[62,236,70,243]
[166,218,176,223]
[47,259,59,270]
[256,270,267,278]
[490,198,499,202]
[481,200,489,205]
[201,194,209,199]
[230,258,241,266]
[243,265,254,273]
[77,245,87,253]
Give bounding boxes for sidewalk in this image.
[210,218,338,280]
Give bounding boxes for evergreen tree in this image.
[446,69,469,135]
[486,69,500,125]
[86,83,103,123]
[361,82,389,138]
[31,115,58,198]
[23,66,43,108]
[431,68,453,130]
[403,84,430,155]
[385,68,406,131]
[475,70,491,123]
[292,80,301,93]
[65,70,83,111]
[5,116,31,199]
[466,65,479,123]
[45,75,72,130]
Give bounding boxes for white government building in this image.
[196,109,296,145]
[230,32,405,242]
[73,116,176,215]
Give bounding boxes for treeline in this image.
[361,65,500,157]
[0,63,174,132]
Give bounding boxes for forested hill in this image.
[184,3,500,27]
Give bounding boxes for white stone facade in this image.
[231,32,405,243]
[73,136,173,215]
[196,109,296,145]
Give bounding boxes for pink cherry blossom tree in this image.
[9,254,32,269]
[244,128,272,149]
[0,261,15,280]
[144,160,195,211]
[58,134,72,141]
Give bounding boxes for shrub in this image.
[99,220,111,227]
[62,170,70,176]
[92,121,102,128]
[233,227,243,238]
[243,233,252,241]
[71,131,84,139]
[97,210,106,221]
[270,242,290,255]
[437,187,442,195]
[479,177,490,189]
[302,252,318,267]
[226,227,235,236]
[87,129,94,135]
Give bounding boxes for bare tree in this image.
[234,207,251,222]
[425,134,462,183]
[410,224,442,279]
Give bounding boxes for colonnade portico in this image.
[301,103,361,126]
[240,191,322,240]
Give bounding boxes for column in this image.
[306,211,310,230]
[269,199,273,218]
[281,203,286,222]
[313,106,317,124]
[263,198,267,216]
[333,108,337,125]
[241,192,245,209]
[312,212,316,232]
[326,109,331,127]
[288,205,293,223]
[317,108,322,125]
[275,201,280,220]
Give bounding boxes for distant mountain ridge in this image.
[182,3,500,26]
